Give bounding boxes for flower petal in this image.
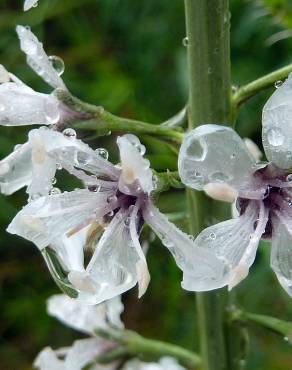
[117,135,153,195]
[34,347,64,370]
[262,74,292,169]
[271,213,292,297]
[0,142,32,195]
[0,83,60,126]
[24,0,38,11]
[16,25,66,90]
[76,210,145,304]
[47,294,124,335]
[142,200,227,291]
[178,125,259,195]
[192,201,266,291]
[7,189,111,249]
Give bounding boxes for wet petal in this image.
[34,347,64,370]
[271,213,292,297]
[16,25,66,90]
[35,128,120,181]
[262,74,292,169]
[7,189,111,249]
[24,0,38,11]
[0,83,60,126]
[178,125,259,195]
[192,201,266,290]
[0,142,32,195]
[47,294,124,334]
[75,210,145,304]
[117,135,153,195]
[142,200,227,291]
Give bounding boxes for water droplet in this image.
[88,185,101,192]
[275,80,283,89]
[124,216,131,227]
[187,138,206,161]
[44,100,60,124]
[230,153,236,159]
[33,1,39,8]
[209,233,216,240]
[63,128,76,139]
[108,210,114,217]
[49,187,61,195]
[137,144,146,155]
[95,148,109,160]
[124,134,140,146]
[231,85,238,93]
[267,128,284,147]
[56,163,62,170]
[209,171,231,182]
[14,144,22,151]
[48,55,65,76]
[51,177,57,185]
[182,37,189,46]
[107,194,117,203]
[286,174,292,182]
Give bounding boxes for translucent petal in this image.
[0,142,32,195]
[34,347,64,370]
[79,210,144,304]
[262,74,292,169]
[24,0,38,11]
[117,135,153,195]
[192,201,265,291]
[7,189,111,249]
[122,357,187,370]
[178,125,258,194]
[271,214,292,297]
[142,200,227,291]
[0,82,60,126]
[47,294,124,334]
[16,25,66,90]
[35,128,119,181]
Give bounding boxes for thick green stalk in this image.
[184,1,233,370]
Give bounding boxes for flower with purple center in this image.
[178,75,292,297]
[7,133,223,304]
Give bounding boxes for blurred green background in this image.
[0,0,291,369]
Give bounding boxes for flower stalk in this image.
[184,1,238,370]
[95,328,201,369]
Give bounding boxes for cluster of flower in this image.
[34,293,186,370]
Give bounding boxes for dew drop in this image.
[182,37,189,46]
[209,232,216,240]
[107,194,118,203]
[63,128,77,139]
[56,163,62,170]
[88,185,101,193]
[95,148,109,160]
[49,187,61,195]
[14,144,22,151]
[275,80,283,89]
[108,210,114,217]
[124,216,131,228]
[48,55,65,76]
[51,177,57,185]
[44,100,60,124]
[267,128,284,147]
[230,153,236,159]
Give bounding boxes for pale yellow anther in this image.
[122,166,136,184]
[203,182,238,203]
[31,135,46,165]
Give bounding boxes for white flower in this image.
[7,134,224,304]
[24,0,39,11]
[178,74,292,297]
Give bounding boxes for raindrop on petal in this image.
[182,37,189,46]
[48,55,65,76]
[95,148,109,160]
[49,187,61,195]
[62,128,77,139]
[267,128,284,147]
[274,80,283,89]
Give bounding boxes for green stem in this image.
[96,328,201,369]
[233,63,292,107]
[184,1,237,370]
[55,89,183,143]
